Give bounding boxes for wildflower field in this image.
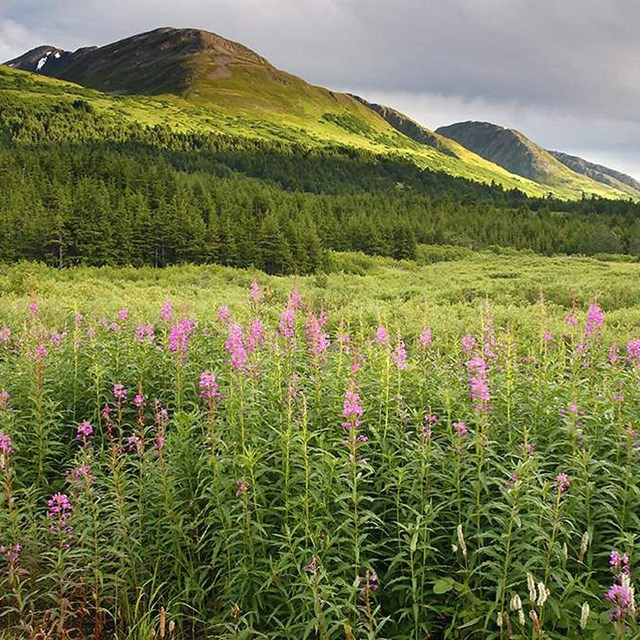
[1,254,640,639]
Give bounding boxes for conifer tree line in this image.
[1,97,640,273]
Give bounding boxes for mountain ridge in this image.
[4,27,636,200]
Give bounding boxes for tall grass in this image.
[0,259,639,638]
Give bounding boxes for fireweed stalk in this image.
[342,377,366,584]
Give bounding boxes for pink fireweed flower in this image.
[0,432,13,471]
[0,326,10,342]
[86,326,96,339]
[113,383,127,402]
[116,308,129,322]
[155,433,166,453]
[542,332,553,342]
[235,478,248,497]
[358,569,379,600]
[305,313,330,358]
[279,305,296,341]
[199,372,220,399]
[226,322,248,370]
[585,303,604,336]
[75,420,94,445]
[68,464,93,486]
[75,313,84,326]
[246,317,264,352]
[374,325,389,345]
[49,331,66,348]
[303,555,319,575]
[453,421,468,437]
[126,435,143,454]
[133,393,145,408]
[606,584,633,617]
[553,473,570,493]
[392,339,408,370]
[160,299,173,323]
[28,301,39,318]
[467,357,490,412]
[612,393,624,404]
[482,316,499,362]
[608,345,620,364]
[33,343,48,361]
[134,324,155,343]
[216,306,231,325]
[168,318,195,363]
[524,441,535,458]
[1,544,21,564]
[47,493,71,521]
[461,335,477,354]
[564,314,578,327]
[419,326,432,348]
[287,289,303,310]
[0,390,10,411]
[627,339,640,365]
[249,280,263,306]
[342,387,364,430]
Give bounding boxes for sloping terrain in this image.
[3,28,635,200]
[548,150,640,198]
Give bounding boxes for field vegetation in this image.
[0,254,640,638]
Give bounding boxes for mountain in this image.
[2,27,635,200]
[436,121,638,198]
[548,150,640,198]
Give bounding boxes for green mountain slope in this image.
[4,27,632,201]
[548,150,640,198]
[436,121,636,199]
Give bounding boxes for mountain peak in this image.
[5,27,272,95]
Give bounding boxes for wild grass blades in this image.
[1,272,640,638]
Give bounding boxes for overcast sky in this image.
[2,0,639,178]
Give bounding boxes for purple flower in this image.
[226,323,248,370]
[1,544,21,564]
[0,432,13,470]
[342,388,363,430]
[68,464,93,486]
[553,473,570,493]
[116,308,129,322]
[461,334,476,354]
[358,569,379,600]
[47,493,71,518]
[126,435,143,454]
[28,301,39,318]
[627,339,640,365]
[453,421,468,437]
[246,317,264,352]
[279,305,296,341]
[585,303,604,336]
[467,357,490,412]
[133,393,145,408]
[235,478,248,497]
[199,372,220,399]
[0,326,10,342]
[374,325,389,345]
[216,306,231,325]
[75,420,94,445]
[305,313,330,358]
[160,300,173,323]
[419,326,432,348]
[304,555,319,575]
[134,324,155,343]
[249,280,263,306]
[168,318,195,363]
[113,383,127,402]
[391,339,408,370]
[564,315,578,327]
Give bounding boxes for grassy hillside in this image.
[1,29,632,202]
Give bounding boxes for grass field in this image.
[1,252,640,638]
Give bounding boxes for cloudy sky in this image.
[2,0,639,178]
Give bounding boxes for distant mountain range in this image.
[4,27,638,200]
